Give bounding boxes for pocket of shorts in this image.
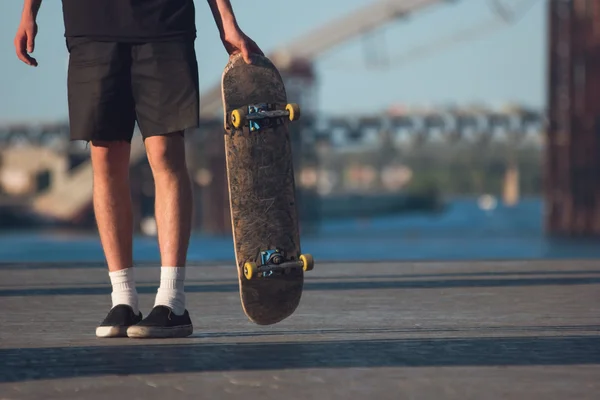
[65,37,92,53]
[67,39,117,68]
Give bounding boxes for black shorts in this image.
[66,37,200,142]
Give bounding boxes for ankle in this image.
[109,268,139,314]
[154,266,186,315]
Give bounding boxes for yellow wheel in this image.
[244,262,258,280]
[231,108,246,128]
[299,254,314,272]
[286,103,301,122]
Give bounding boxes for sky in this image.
[0,0,547,123]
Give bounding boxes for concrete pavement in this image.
[1,260,599,399]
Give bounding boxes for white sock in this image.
[154,266,186,315]
[109,268,139,315]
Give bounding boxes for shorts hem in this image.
[68,136,134,143]
[141,123,199,139]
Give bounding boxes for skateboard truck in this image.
[243,249,314,280]
[230,103,301,132]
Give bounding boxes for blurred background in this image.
[1,0,599,263]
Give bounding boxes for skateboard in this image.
[221,52,315,325]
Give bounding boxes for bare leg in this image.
[90,140,133,271]
[144,133,193,267]
[91,140,141,339]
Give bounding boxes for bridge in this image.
[0,107,545,149]
[0,105,544,234]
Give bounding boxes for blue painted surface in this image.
[248,103,272,132]
[260,249,280,265]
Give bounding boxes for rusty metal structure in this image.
[546,0,600,236]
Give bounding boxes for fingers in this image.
[240,39,264,64]
[224,34,264,64]
[241,42,253,64]
[14,31,37,67]
[14,36,31,65]
[27,31,35,54]
[26,26,38,65]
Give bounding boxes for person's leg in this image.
[66,37,142,337]
[91,140,143,338]
[90,141,133,272]
[126,39,199,339]
[145,132,193,307]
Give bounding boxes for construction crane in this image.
[199,0,456,118]
[328,0,543,72]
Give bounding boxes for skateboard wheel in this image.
[231,108,246,128]
[244,261,258,280]
[299,254,314,272]
[286,103,301,122]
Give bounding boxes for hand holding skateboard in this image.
[221,26,264,64]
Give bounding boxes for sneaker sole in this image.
[96,326,129,338]
[126,324,193,339]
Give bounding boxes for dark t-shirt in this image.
[61,0,196,41]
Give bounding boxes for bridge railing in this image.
[0,108,546,150]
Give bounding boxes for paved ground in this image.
[0,259,599,399]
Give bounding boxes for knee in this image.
[90,140,131,177]
[145,133,187,175]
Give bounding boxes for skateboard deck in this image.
[221,53,314,325]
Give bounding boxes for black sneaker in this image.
[127,305,193,338]
[96,304,143,338]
